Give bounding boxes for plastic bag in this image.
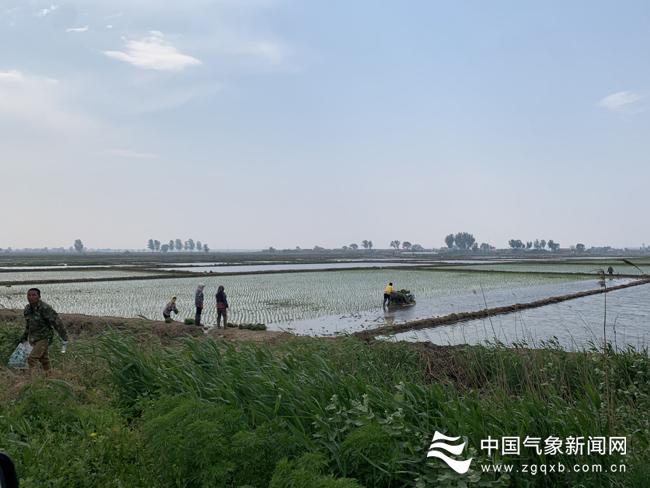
[8,342,33,369]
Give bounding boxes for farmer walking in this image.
[19,288,68,373]
[216,285,229,328]
[194,284,205,326]
[383,282,394,308]
[163,296,179,323]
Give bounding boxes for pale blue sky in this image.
[2,1,649,249]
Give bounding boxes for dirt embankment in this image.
[355,278,650,340]
[0,309,291,345]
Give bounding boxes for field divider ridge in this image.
[354,278,650,341]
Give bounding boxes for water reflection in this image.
[388,283,650,351]
[272,278,634,337]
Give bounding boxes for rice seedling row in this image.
[0,269,587,329]
[0,269,160,283]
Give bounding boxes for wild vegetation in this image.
[1,319,648,487]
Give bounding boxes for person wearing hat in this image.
[195,284,205,326]
[163,297,179,323]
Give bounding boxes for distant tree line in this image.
[443,232,494,252]
[147,238,209,253]
[73,239,85,252]
[508,238,561,252]
[388,240,424,252]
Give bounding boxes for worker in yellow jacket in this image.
[383,282,394,308]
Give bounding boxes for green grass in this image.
[1,323,649,487]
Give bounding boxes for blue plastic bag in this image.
[8,342,32,369]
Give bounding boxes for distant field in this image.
[435,261,650,275]
[0,269,586,327]
[0,269,161,283]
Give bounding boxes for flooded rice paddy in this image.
[0,269,160,283]
[0,269,584,330]
[1,257,647,351]
[386,283,650,351]
[159,262,431,273]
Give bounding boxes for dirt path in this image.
[0,309,290,345]
[354,278,650,340]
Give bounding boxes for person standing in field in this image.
[383,282,395,308]
[194,284,205,326]
[19,288,68,373]
[216,285,229,328]
[163,296,179,323]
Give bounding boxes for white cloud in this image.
[37,4,59,17]
[598,91,647,113]
[0,69,96,135]
[66,25,89,33]
[103,32,202,71]
[109,148,158,159]
[0,70,25,82]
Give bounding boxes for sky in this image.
[2,0,649,250]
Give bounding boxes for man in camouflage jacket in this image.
[19,288,69,371]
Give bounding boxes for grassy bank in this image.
[0,321,648,487]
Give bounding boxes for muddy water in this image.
[386,283,650,351]
[270,278,629,337]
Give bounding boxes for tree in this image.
[547,240,560,252]
[411,244,424,251]
[183,241,189,251]
[526,241,533,249]
[73,239,84,253]
[161,244,170,253]
[575,243,585,252]
[533,239,541,250]
[390,240,401,250]
[154,240,161,251]
[168,240,175,251]
[203,244,210,252]
[454,232,476,250]
[361,240,370,250]
[175,239,183,251]
[342,245,349,250]
[471,242,479,251]
[147,239,155,252]
[196,241,202,251]
[402,241,412,250]
[480,242,494,251]
[349,243,359,250]
[540,239,547,250]
[188,239,195,251]
[508,239,524,249]
[444,234,455,249]
[313,245,325,251]
[368,240,373,250]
